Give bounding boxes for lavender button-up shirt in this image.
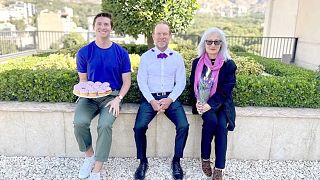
[137,47,186,102]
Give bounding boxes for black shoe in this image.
[134,161,148,180]
[171,160,183,180]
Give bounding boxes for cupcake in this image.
[102,82,110,87]
[98,88,107,96]
[73,84,80,94]
[87,81,94,86]
[95,81,102,86]
[79,89,89,96]
[105,86,112,94]
[88,89,97,97]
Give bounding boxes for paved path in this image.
[1,156,320,180]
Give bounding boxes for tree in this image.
[102,0,199,48]
[9,19,26,31]
[62,32,86,48]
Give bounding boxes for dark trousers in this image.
[133,95,189,159]
[201,108,228,169]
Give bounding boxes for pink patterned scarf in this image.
[194,53,224,98]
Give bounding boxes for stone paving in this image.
[1,156,320,180]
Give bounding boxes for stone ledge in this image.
[0,101,319,118]
[0,101,319,160]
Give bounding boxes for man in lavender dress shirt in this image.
[133,22,189,180]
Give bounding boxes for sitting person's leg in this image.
[165,100,189,180]
[73,98,99,179]
[133,99,157,180]
[213,110,228,180]
[91,102,117,175]
[200,109,218,177]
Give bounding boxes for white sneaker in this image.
[78,155,95,179]
[89,172,100,180]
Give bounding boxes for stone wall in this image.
[0,101,319,160]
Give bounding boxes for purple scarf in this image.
[194,53,224,98]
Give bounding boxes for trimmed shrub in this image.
[0,69,77,102]
[120,44,148,55]
[0,52,319,108]
[233,55,264,76]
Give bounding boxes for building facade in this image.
[263,0,320,70]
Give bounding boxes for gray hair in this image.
[197,27,231,61]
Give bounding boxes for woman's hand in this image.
[196,101,203,114]
[201,103,211,113]
[196,101,211,114]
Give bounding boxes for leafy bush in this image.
[0,54,75,72]
[233,55,264,76]
[233,75,320,107]
[0,51,319,108]
[129,54,140,72]
[0,69,78,102]
[63,32,86,49]
[57,43,86,57]
[56,43,148,58]
[120,44,148,55]
[241,53,316,79]
[229,45,247,53]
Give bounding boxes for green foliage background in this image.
[101,0,199,47]
[0,46,319,108]
[187,14,264,36]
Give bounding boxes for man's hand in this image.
[150,99,163,112]
[106,97,121,117]
[159,98,173,111]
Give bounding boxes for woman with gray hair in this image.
[189,27,237,180]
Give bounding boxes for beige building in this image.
[37,8,76,50]
[263,0,320,70]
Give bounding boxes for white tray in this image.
[73,90,112,98]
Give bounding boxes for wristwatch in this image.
[117,95,123,101]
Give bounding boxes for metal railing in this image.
[0,31,127,55]
[0,31,298,62]
[227,36,298,62]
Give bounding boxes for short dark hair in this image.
[153,21,171,34]
[93,12,113,27]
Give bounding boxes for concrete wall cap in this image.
[0,101,319,118]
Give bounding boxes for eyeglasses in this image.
[205,40,222,46]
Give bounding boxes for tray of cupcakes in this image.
[73,81,112,98]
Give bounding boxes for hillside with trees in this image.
[186,13,264,36]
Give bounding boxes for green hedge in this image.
[233,75,319,107]
[0,69,78,102]
[0,52,319,108]
[120,44,148,55]
[48,43,148,58]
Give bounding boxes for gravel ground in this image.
[0,156,319,180]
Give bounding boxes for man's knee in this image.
[74,117,90,128]
[177,121,189,132]
[98,121,113,130]
[133,124,148,134]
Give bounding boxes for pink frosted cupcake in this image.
[88,89,97,97]
[87,81,94,86]
[94,81,102,86]
[73,84,81,94]
[79,89,89,96]
[97,88,107,96]
[105,86,112,94]
[102,82,110,87]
